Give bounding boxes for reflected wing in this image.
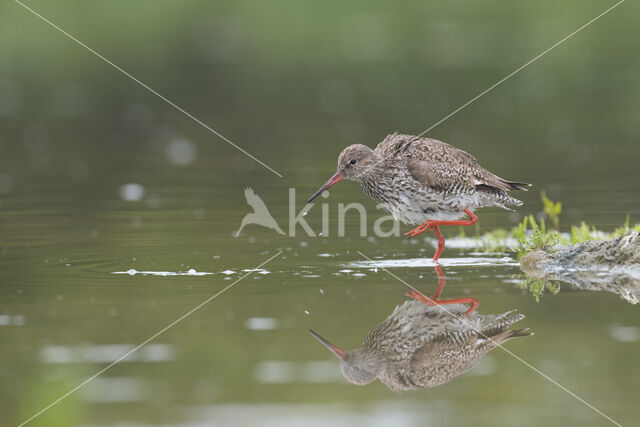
[408,336,478,381]
[378,336,478,392]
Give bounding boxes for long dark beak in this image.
[307,172,343,203]
[309,329,346,360]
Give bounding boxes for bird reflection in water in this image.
[310,266,532,391]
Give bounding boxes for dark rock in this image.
[520,232,640,304]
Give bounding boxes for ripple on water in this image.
[345,256,519,269]
[112,269,214,276]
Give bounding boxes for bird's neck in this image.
[351,348,382,369]
[356,158,387,185]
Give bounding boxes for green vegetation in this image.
[612,215,640,238]
[515,215,559,259]
[517,278,561,302]
[512,197,640,303]
[540,190,562,230]
[455,192,640,258]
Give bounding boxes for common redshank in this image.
[307,133,531,261]
[309,300,532,391]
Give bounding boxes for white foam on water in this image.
[346,256,518,268]
[112,269,214,276]
[441,236,520,250]
[242,268,271,275]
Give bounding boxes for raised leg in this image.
[403,208,478,261]
[432,226,445,262]
[405,289,479,315]
[404,265,479,315]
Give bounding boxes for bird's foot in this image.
[404,221,438,238]
[405,289,436,306]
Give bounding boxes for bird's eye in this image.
[349,159,357,165]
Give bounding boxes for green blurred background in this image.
[1,1,639,426]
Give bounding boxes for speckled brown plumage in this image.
[352,133,530,223]
[307,133,532,260]
[336,300,532,391]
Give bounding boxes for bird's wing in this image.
[378,335,478,391]
[409,335,478,378]
[376,133,530,193]
[402,137,518,193]
[244,187,270,212]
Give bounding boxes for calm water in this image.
[2,1,640,426]
[1,170,639,426]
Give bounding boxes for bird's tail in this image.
[500,179,532,191]
[491,328,534,344]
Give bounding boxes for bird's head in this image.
[337,144,379,180]
[307,144,379,203]
[309,329,377,386]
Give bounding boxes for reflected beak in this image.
[307,172,343,203]
[309,329,346,360]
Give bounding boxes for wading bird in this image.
[310,295,531,391]
[307,133,530,261]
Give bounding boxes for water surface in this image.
[1,1,640,426]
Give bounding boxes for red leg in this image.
[404,265,479,315]
[432,264,446,299]
[405,289,437,306]
[404,222,431,238]
[432,226,445,262]
[403,209,478,261]
[406,289,479,315]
